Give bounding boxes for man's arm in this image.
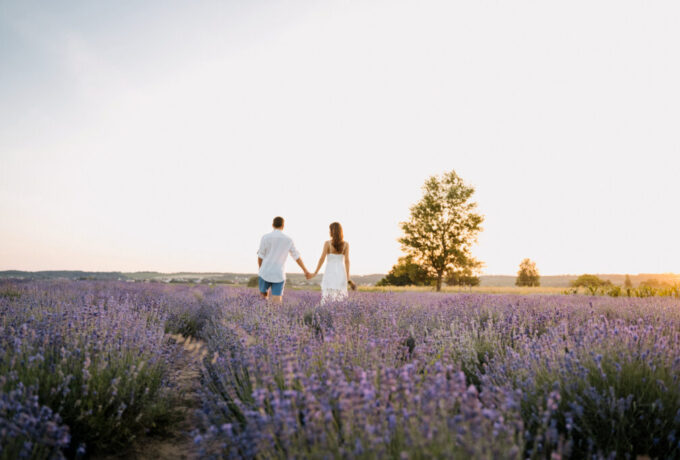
[295,257,312,278]
[289,241,311,278]
[257,236,267,271]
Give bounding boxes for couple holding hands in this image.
[257,216,356,304]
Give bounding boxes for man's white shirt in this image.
[257,229,301,283]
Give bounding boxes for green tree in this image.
[515,258,540,287]
[624,274,633,289]
[399,170,484,291]
[571,274,611,288]
[247,276,259,288]
[376,256,432,286]
[571,274,611,295]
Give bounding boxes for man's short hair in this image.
[272,216,284,228]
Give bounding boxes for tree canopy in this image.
[571,274,611,288]
[399,170,484,291]
[516,258,540,287]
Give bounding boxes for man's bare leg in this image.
[271,295,283,304]
[260,290,269,300]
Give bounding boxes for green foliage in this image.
[504,327,680,459]
[624,274,633,289]
[628,284,680,298]
[605,285,622,297]
[0,287,21,301]
[398,170,484,291]
[247,276,259,288]
[376,256,432,286]
[515,258,540,287]
[564,282,680,299]
[571,274,611,288]
[635,285,658,298]
[166,312,202,337]
[571,274,611,294]
[446,267,481,286]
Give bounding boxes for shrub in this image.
[377,256,432,286]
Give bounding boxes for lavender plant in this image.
[3,281,680,459]
[193,290,680,459]
[0,281,184,457]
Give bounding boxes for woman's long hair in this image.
[329,222,344,253]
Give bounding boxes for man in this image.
[257,216,312,303]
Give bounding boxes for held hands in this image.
[305,271,316,280]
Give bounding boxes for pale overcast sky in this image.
[1,0,679,275]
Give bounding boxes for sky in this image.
[1,0,679,276]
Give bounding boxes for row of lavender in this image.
[193,289,680,459]
[0,281,221,459]
[3,282,680,458]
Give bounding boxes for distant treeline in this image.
[0,271,385,286]
[482,273,680,288]
[0,270,126,280]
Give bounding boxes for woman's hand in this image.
[348,280,357,291]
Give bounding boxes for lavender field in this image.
[2,281,680,459]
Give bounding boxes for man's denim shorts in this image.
[259,277,285,296]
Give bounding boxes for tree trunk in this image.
[436,273,442,292]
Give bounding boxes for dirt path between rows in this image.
[97,334,207,460]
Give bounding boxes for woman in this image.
[312,222,356,303]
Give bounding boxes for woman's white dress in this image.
[321,253,348,303]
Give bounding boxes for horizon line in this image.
[1,269,678,277]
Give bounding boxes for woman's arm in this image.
[344,243,356,290]
[312,241,329,276]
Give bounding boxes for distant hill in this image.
[0,270,385,286]
[0,270,126,280]
[1,271,677,288]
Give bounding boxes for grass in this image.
[360,285,569,295]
